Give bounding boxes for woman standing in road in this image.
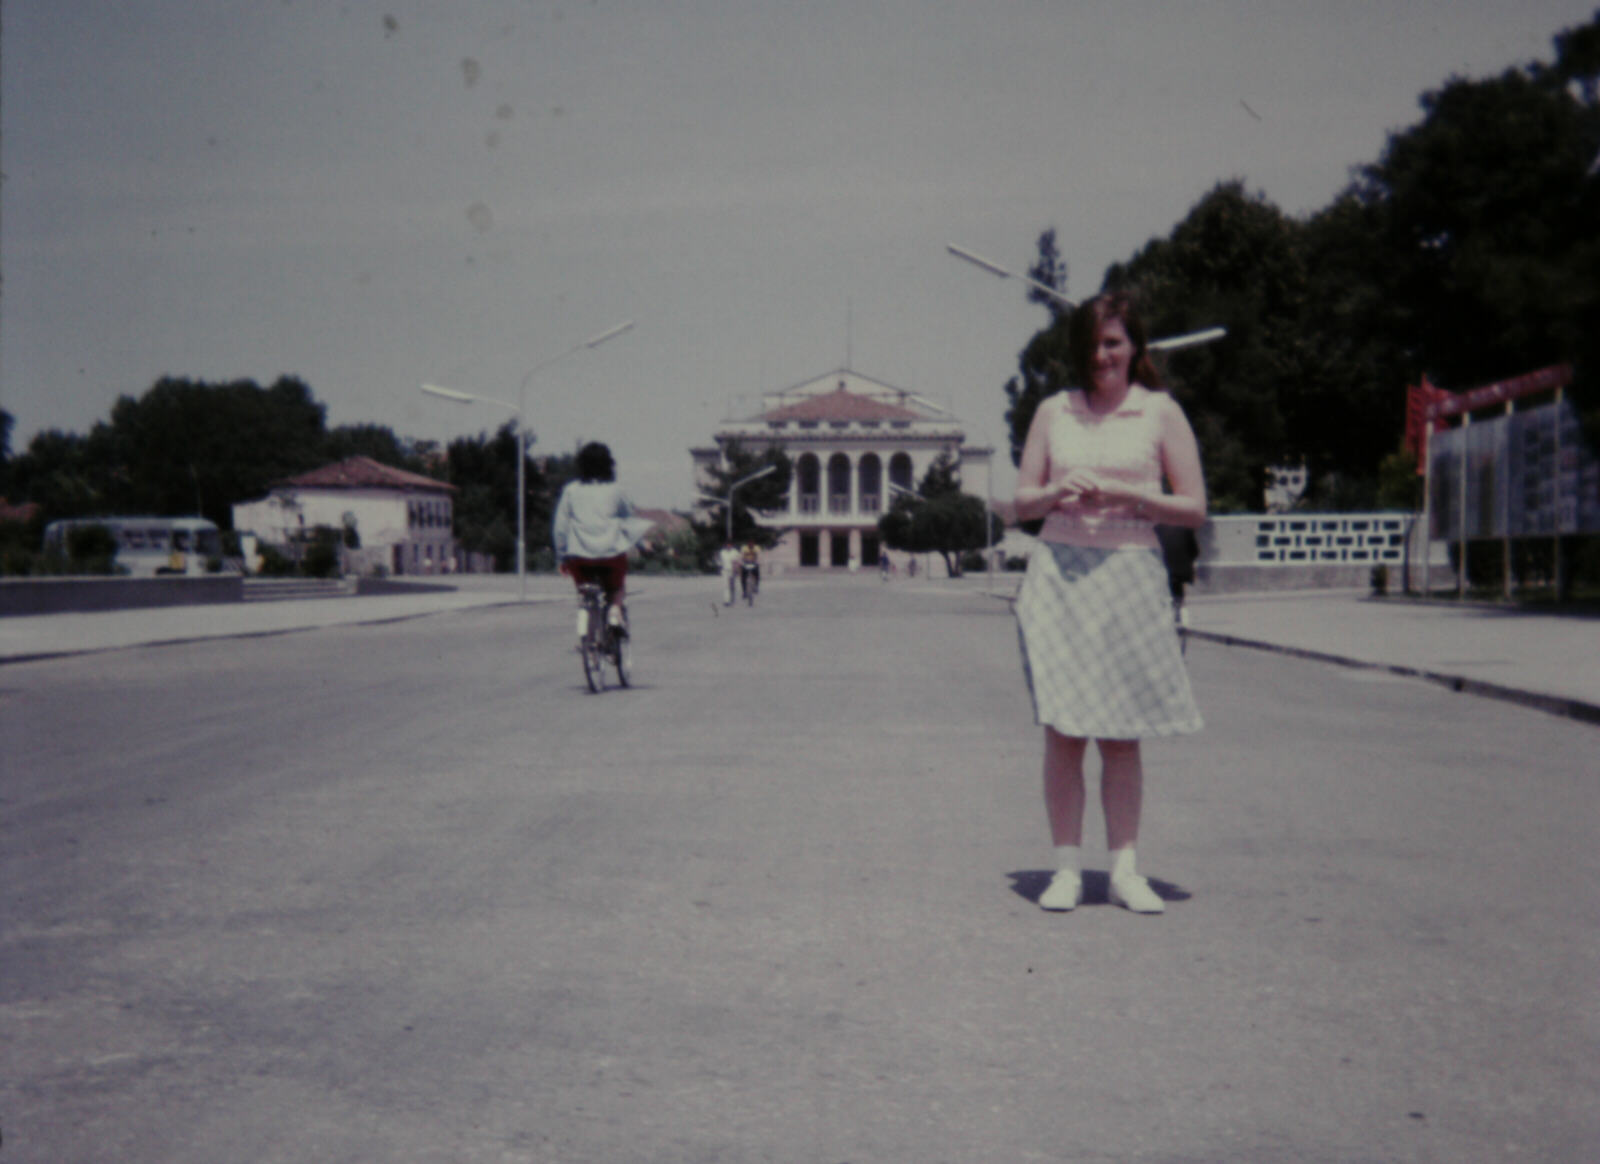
[1012,292,1206,914]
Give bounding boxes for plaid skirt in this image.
[1015,542,1203,739]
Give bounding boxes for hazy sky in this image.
[4,1,1594,507]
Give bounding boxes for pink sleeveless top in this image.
[1037,384,1165,550]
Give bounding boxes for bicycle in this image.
[740,561,759,606]
[575,582,631,692]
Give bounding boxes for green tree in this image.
[99,375,328,526]
[877,453,1002,577]
[446,422,525,572]
[1002,231,1075,471]
[691,441,792,567]
[322,424,438,476]
[5,428,114,520]
[1107,181,1311,512]
[1005,187,1307,513]
[1351,20,1600,441]
[999,13,1600,512]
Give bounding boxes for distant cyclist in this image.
[552,442,654,640]
[739,541,761,602]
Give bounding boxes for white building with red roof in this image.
[232,456,459,576]
[692,369,993,573]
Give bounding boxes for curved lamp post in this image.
[696,463,779,543]
[421,320,634,600]
[946,243,1228,351]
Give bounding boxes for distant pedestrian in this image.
[1012,292,1206,915]
[718,541,740,606]
[1156,523,1200,628]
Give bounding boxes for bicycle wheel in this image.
[582,629,605,692]
[611,628,631,688]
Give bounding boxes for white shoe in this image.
[1109,873,1165,914]
[1039,869,1082,912]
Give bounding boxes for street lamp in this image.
[715,464,779,543]
[421,319,634,601]
[946,243,1229,350]
[697,463,780,543]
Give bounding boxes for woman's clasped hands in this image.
[1053,468,1139,509]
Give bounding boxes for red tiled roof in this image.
[280,456,456,492]
[759,388,922,424]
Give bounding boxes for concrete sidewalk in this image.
[3,573,1596,723]
[0,575,544,664]
[1183,588,1600,724]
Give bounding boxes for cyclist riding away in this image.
[552,442,654,642]
[739,541,761,601]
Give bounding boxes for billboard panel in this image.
[1429,398,1600,539]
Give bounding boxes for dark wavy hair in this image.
[1068,291,1163,390]
[575,441,616,483]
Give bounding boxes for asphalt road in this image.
[3,577,1596,1163]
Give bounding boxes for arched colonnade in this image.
[792,450,916,518]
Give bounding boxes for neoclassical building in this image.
[691,369,993,573]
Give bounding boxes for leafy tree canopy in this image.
[1001,10,1600,508]
[445,420,557,572]
[877,452,1002,576]
[691,441,793,567]
[6,375,331,527]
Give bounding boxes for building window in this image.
[858,453,882,514]
[828,453,851,514]
[889,452,914,494]
[796,453,821,514]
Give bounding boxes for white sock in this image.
[1109,847,1139,881]
[1054,845,1081,875]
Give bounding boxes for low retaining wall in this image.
[0,575,244,616]
[1193,554,1458,595]
[1195,562,1377,594]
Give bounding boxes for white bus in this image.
[42,516,225,576]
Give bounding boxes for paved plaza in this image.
[2,575,1596,1162]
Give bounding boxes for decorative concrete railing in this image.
[1204,513,1411,566]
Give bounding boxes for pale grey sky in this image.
[4,1,1593,507]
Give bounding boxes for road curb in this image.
[1185,629,1600,727]
[0,598,543,667]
